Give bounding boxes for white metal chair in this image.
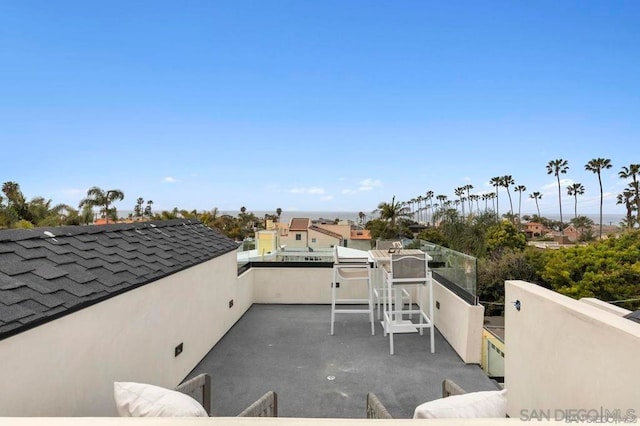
[375,240,402,250]
[372,274,413,321]
[330,246,375,335]
[372,240,411,321]
[382,252,434,355]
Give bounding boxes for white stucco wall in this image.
[420,279,484,364]
[0,251,250,417]
[251,267,368,303]
[505,280,640,418]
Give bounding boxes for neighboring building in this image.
[278,218,371,250]
[563,224,580,242]
[522,221,546,238]
[349,228,373,251]
[281,218,310,249]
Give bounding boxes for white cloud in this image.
[321,195,334,201]
[308,187,325,195]
[358,178,382,191]
[542,178,573,190]
[289,187,326,195]
[342,189,358,195]
[163,176,178,183]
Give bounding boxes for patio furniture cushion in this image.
[413,389,507,419]
[114,381,208,417]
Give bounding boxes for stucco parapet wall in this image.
[579,297,632,317]
[508,280,640,338]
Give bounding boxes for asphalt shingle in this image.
[0,220,237,340]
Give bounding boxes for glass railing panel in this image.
[236,239,477,303]
[407,240,477,300]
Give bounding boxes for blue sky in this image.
[1,1,638,217]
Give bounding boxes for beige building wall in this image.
[280,231,308,248]
[252,267,368,304]
[308,228,340,249]
[505,280,640,418]
[0,252,251,417]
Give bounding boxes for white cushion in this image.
[114,381,208,417]
[413,389,507,419]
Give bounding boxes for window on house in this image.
[296,234,301,241]
[311,238,317,243]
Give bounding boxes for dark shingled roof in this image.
[624,310,640,324]
[0,220,238,340]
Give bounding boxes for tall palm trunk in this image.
[556,174,564,237]
[597,172,604,238]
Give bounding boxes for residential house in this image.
[0,220,638,421]
[522,221,546,238]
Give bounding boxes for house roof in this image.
[308,225,343,240]
[289,218,310,231]
[350,229,372,240]
[0,220,238,340]
[624,310,640,324]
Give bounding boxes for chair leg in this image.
[368,279,375,335]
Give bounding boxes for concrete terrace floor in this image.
[184,304,499,419]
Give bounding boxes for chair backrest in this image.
[389,253,428,285]
[175,373,212,416]
[376,240,401,250]
[442,379,467,398]
[237,391,278,417]
[366,393,393,419]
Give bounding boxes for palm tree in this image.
[546,159,569,236]
[616,190,635,230]
[570,215,595,241]
[374,196,410,236]
[465,184,474,216]
[454,187,465,216]
[78,187,125,224]
[514,185,526,226]
[358,211,366,225]
[276,207,282,223]
[566,183,585,220]
[481,193,489,211]
[425,191,434,225]
[435,194,447,223]
[134,197,144,218]
[501,175,515,218]
[489,177,501,219]
[618,164,640,225]
[529,192,543,218]
[144,200,153,217]
[585,158,612,239]
[470,194,480,213]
